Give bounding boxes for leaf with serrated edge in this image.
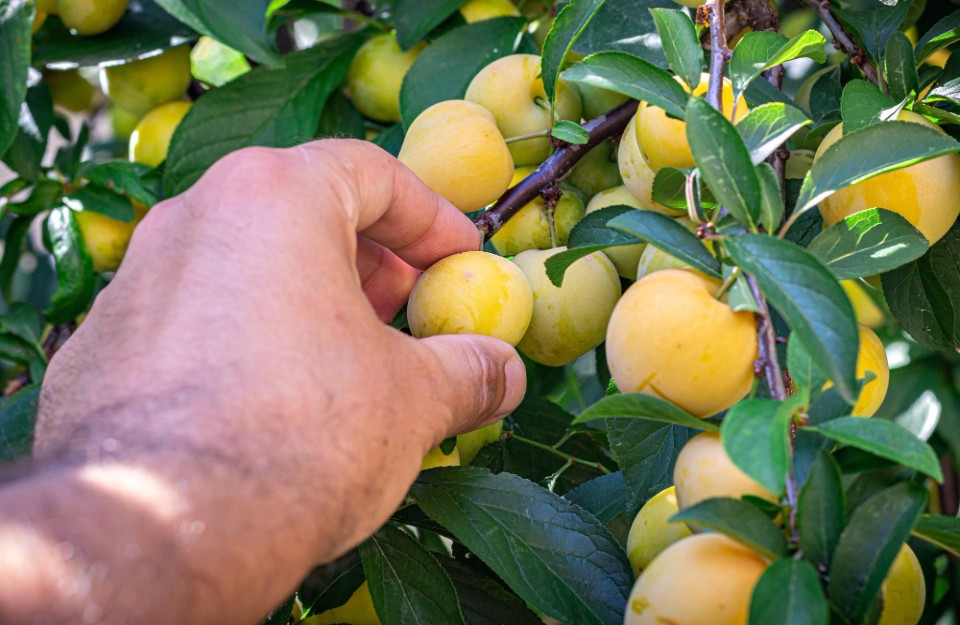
[649,8,701,91]
[574,393,717,431]
[721,399,792,495]
[671,497,789,561]
[737,103,811,165]
[607,209,721,277]
[797,451,845,570]
[542,0,607,102]
[748,559,829,625]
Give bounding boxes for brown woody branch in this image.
[474,100,639,239]
[704,0,730,110]
[801,0,879,85]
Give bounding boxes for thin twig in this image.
[474,100,639,239]
[706,0,730,111]
[507,433,610,474]
[800,0,879,85]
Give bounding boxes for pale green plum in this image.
[465,54,582,165]
[421,445,460,470]
[567,140,623,197]
[585,186,646,280]
[57,0,128,35]
[46,69,96,112]
[513,248,621,367]
[490,168,585,255]
[101,45,192,115]
[457,421,503,464]
[626,486,692,576]
[617,115,683,215]
[304,582,380,625]
[580,83,629,120]
[347,33,425,123]
[635,218,713,280]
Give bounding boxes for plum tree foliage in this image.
[3,0,960,624]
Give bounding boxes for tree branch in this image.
[705,0,730,111]
[801,0,879,85]
[474,100,639,239]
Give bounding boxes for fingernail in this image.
[496,355,527,418]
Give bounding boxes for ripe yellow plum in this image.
[407,251,533,346]
[398,100,514,213]
[459,0,520,22]
[129,101,191,168]
[101,45,192,115]
[606,270,758,418]
[585,186,648,279]
[624,533,768,625]
[57,0,128,35]
[567,140,623,198]
[626,486,692,576]
[465,54,582,165]
[824,325,889,417]
[617,115,683,214]
[76,201,147,273]
[421,445,461,470]
[842,280,885,328]
[347,33,425,123]
[513,248,621,366]
[304,582,380,625]
[815,110,960,245]
[878,545,925,625]
[46,70,96,113]
[632,73,747,171]
[490,168,585,255]
[785,149,815,180]
[673,432,778,511]
[457,421,503,464]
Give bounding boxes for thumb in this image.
[417,334,527,434]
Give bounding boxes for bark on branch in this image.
[801,0,880,85]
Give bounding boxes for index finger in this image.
[297,139,483,269]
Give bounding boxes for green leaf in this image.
[0,215,32,302]
[796,121,960,217]
[3,82,53,182]
[399,17,525,130]
[748,559,829,625]
[544,205,643,286]
[570,0,674,68]
[833,1,910,65]
[725,234,859,403]
[607,209,721,277]
[730,30,826,102]
[574,392,717,431]
[787,332,827,403]
[0,0,31,158]
[806,208,928,280]
[439,557,544,625]
[563,472,626,525]
[649,8,701,92]
[45,207,95,324]
[721,399,792,495]
[797,451,845,571]
[154,0,281,67]
[79,160,161,207]
[882,220,960,350]
[542,0,607,102]
[551,119,590,144]
[828,481,928,625]
[164,34,362,197]
[807,417,943,482]
[359,524,468,625]
[411,468,633,625]
[686,98,762,228]
[264,595,297,625]
[670,497,789,561]
[64,185,136,222]
[8,179,63,217]
[840,79,897,134]
[885,32,919,103]
[32,0,196,68]
[0,384,39,462]
[911,514,960,557]
[393,0,464,50]
[736,103,811,165]
[561,51,688,119]
[756,162,784,234]
[915,10,960,65]
[298,552,365,615]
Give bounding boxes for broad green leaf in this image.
[721,399,792,495]
[0,0,31,157]
[756,162,784,233]
[649,8,701,91]
[544,205,643,286]
[561,51,688,119]
[574,392,717,431]
[359,524,468,625]
[7,179,62,217]
[686,98,762,228]
[797,451,845,570]
[400,17,524,130]
[164,34,362,197]
[318,91,366,140]
[833,1,911,64]
[45,207,95,324]
[730,30,826,101]
[564,471,626,524]
[0,384,39,462]
[787,332,827,403]
[79,160,160,207]
[828,482,928,625]
[264,596,297,625]
[795,121,960,229]
[725,234,859,403]
[807,417,943,482]
[551,119,590,144]
[411,468,633,625]
[840,79,897,134]
[32,0,196,68]
[671,497,790,561]
[393,0,464,50]
[882,220,960,350]
[570,0,673,68]
[439,557,544,625]
[542,0,607,102]
[0,215,32,302]
[2,82,53,182]
[736,103,811,165]
[748,559,829,625]
[64,185,136,222]
[915,10,960,65]
[154,0,281,67]
[298,551,365,615]
[885,32,919,103]
[806,208,928,280]
[912,514,960,557]
[607,209,721,277]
